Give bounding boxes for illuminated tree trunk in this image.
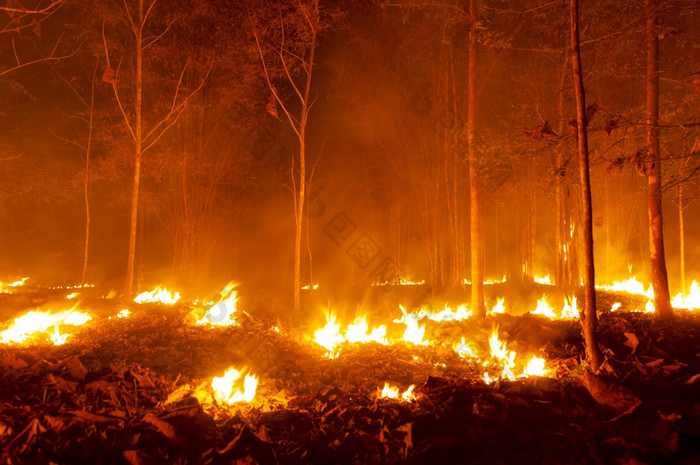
[678,185,685,296]
[252,0,318,313]
[81,61,99,285]
[645,0,673,320]
[570,0,603,370]
[468,0,485,317]
[555,62,567,288]
[123,0,143,297]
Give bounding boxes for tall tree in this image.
[249,0,321,313]
[467,0,485,318]
[645,0,673,320]
[102,0,206,296]
[570,0,603,370]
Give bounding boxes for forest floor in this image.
[0,285,699,465]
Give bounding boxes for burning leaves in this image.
[0,306,92,345]
[133,286,181,304]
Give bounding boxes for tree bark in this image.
[81,60,98,284]
[468,0,485,318]
[645,0,673,320]
[678,185,685,297]
[124,0,143,297]
[570,0,603,370]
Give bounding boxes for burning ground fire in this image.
[134,286,181,304]
[1,275,699,464]
[0,306,92,345]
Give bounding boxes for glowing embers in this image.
[301,283,319,290]
[379,382,416,402]
[211,367,258,405]
[0,277,29,293]
[195,282,239,326]
[672,280,700,310]
[134,286,181,304]
[531,295,579,319]
[534,275,553,285]
[314,312,388,356]
[0,306,92,345]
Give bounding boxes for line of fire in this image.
[0,0,699,464]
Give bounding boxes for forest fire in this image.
[0,0,698,463]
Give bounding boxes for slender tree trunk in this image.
[81,61,98,284]
[124,0,143,297]
[678,185,685,296]
[570,0,603,370]
[468,0,485,317]
[555,59,568,288]
[646,0,673,320]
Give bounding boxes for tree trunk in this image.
[645,0,673,320]
[570,0,603,370]
[81,60,98,285]
[468,0,485,318]
[124,0,143,297]
[678,185,685,297]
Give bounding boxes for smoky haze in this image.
[0,0,698,310]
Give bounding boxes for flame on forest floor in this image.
[372,279,425,287]
[0,306,92,345]
[314,312,388,356]
[379,382,416,402]
[0,277,29,293]
[490,298,506,314]
[301,283,319,290]
[597,277,654,299]
[531,295,579,319]
[463,276,507,285]
[195,282,239,326]
[396,306,428,345]
[134,286,181,304]
[210,367,258,405]
[534,275,553,285]
[480,327,551,383]
[672,280,700,310]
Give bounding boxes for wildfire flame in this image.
[0,306,92,345]
[0,277,29,293]
[133,286,181,304]
[490,298,506,314]
[313,312,388,355]
[531,295,579,319]
[399,308,427,345]
[671,280,700,310]
[196,282,239,326]
[534,275,553,285]
[522,356,548,377]
[211,367,258,405]
[452,337,479,359]
[379,382,416,402]
[597,277,654,299]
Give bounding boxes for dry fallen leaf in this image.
[623,332,639,354]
